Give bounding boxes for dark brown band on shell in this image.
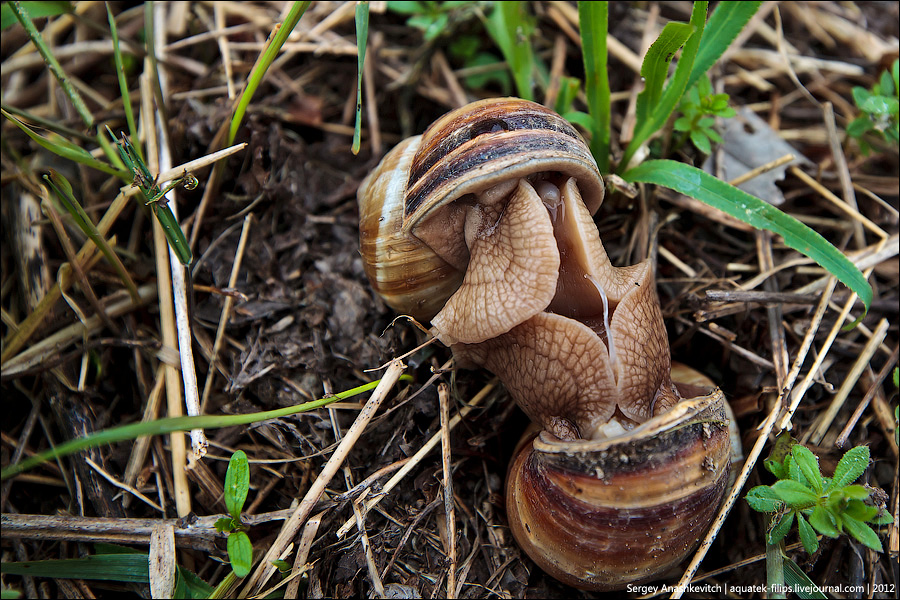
[506,391,731,591]
[403,102,604,227]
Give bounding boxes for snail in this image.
[357,98,732,590]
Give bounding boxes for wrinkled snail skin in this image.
[357,98,733,591]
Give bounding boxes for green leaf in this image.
[174,566,215,599]
[845,499,878,522]
[746,485,785,512]
[43,169,141,302]
[791,445,824,494]
[0,554,149,582]
[808,505,841,538]
[485,1,535,101]
[2,110,122,176]
[829,446,870,490]
[871,510,894,525]
[840,484,871,500]
[225,450,250,520]
[690,129,711,154]
[782,559,828,600]
[687,1,762,91]
[841,514,884,552]
[1,1,71,30]
[796,513,819,554]
[2,375,413,480]
[846,116,874,137]
[673,116,693,131]
[352,0,369,155]
[215,517,235,533]
[860,95,899,116]
[229,1,311,145]
[578,0,610,172]
[634,22,695,129]
[622,160,873,314]
[771,480,817,507]
[767,511,795,545]
[227,531,253,578]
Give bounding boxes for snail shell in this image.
[358,98,605,334]
[506,381,731,591]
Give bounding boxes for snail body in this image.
[357,98,732,591]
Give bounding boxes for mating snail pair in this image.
[357,98,733,590]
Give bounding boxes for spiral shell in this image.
[357,98,604,321]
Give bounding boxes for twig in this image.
[240,359,407,597]
[835,345,900,450]
[335,379,497,538]
[439,383,457,599]
[671,277,838,598]
[805,319,890,446]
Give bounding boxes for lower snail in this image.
[357,98,733,590]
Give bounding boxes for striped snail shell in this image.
[357,98,605,343]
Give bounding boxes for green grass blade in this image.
[228,1,311,145]
[150,201,193,264]
[578,1,610,173]
[623,159,873,314]
[782,557,828,599]
[484,1,535,101]
[3,110,124,177]
[1,375,413,480]
[352,1,370,155]
[688,1,762,91]
[634,22,694,128]
[621,2,708,172]
[106,2,138,142]
[0,554,150,583]
[1,0,71,30]
[43,169,141,301]
[8,0,93,127]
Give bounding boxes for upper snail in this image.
[357,98,732,590]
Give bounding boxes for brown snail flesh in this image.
[357,98,733,591]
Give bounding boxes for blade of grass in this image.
[107,2,138,143]
[43,169,140,301]
[578,1,610,173]
[623,159,873,316]
[1,375,413,480]
[228,1,311,145]
[9,0,93,127]
[352,1,370,155]
[687,1,762,91]
[484,1,535,101]
[1,554,151,583]
[3,109,125,177]
[620,1,708,172]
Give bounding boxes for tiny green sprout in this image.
[846,58,899,154]
[215,450,253,578]
[673,74,736,155]
[386,1,477,42]
[746,438,893,555]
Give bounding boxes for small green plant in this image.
[673,74,736,155]
[846,59,899,154]
[215,451,254,578]
[387,1,477,42]
[746,440,893,555]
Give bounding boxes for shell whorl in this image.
[357,98,605,322]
